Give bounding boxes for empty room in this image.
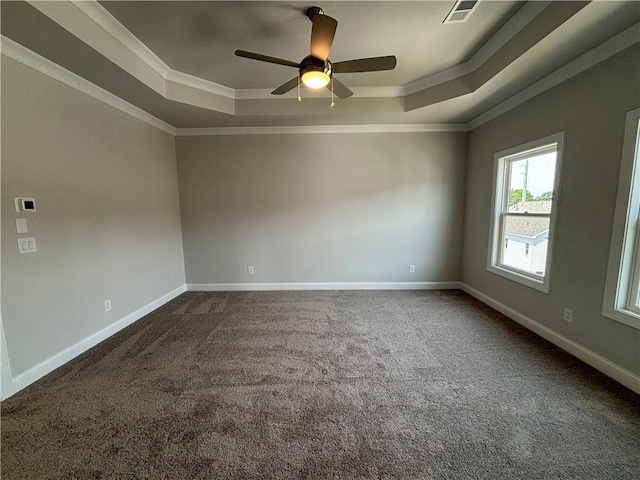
[1,1,639,478]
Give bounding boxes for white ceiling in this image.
[1,1,639,130]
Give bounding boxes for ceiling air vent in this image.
[443,0,480,24]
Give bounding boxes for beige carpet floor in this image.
[1,290,639,479]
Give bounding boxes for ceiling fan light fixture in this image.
[301,71,330,89]
[299,55,332,90]
[236,6,395,100]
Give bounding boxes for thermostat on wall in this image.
[14,197,36,213]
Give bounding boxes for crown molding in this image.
[66,0,551,101]
[28,0,553,109]
[235,86,404,100]
[5,3,638,138]
[27,0,236,108]
[350,86,405,98]
[5,20,638,139]
[467,23,640,130]
[1,35,176,135]
[175,124,469,136]
[165,69,235,99]
[467,1,552,71]
[25,0,611,125]
[404,1,551,95]
[70,0,171,78]
[28,0,410,104]
[4,35,460,137]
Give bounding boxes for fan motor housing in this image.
[299,55,332,78]
[306,7,324,21]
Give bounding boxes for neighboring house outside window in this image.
[603,108,640,330]
[503,201,551,274]
[487,132,564,293]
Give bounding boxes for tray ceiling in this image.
[1,1,638,130]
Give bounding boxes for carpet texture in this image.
[1,290,639,479]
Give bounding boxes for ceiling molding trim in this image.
[176,124,469,137]
[35,0,235,104]
[345,86,405,98]
[70,0,171,78]
[166,70,235,99]
[468,1,552,71]
[467,23,640,131]
[82,0,238,102]
[235,86,405,100]
[235,89,298,100]
[404,1,551,95]
[1,36,176,136]
[29,0,557,117]
[34,0,407,104]
[31,0,555,113]
[27,0,168,95]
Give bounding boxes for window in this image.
[487,132,564,293]
[602,108,640,330]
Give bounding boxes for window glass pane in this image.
[507,152,556,214]
[501,214,550,276]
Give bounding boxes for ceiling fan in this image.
[235,6,397,100]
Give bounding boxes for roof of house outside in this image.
[508,200,552,214]
[505,201,551,238]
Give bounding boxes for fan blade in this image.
[329,77,353,99]
[272,77,299,95]
[235,50,299,68]
[310,14,337,61]
[333,56,397,73]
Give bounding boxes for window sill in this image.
[602,306,640,330]
[487,264,550,293]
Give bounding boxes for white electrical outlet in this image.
[563,307,573,323]
[247,266,255,275]
[409,265,416,274]
[104,299,112,312]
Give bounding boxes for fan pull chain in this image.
[330,77,335,108]
[297,75,301,102]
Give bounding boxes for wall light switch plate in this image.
[18,237,37,254]
[16,218,28,234]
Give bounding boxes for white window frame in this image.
[602,108,640,330]
[487,132,565,293]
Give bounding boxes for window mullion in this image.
[504,213,551,218]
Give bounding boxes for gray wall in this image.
[462,45,640,374]
[176,132,467,284]
[1,58,186,377]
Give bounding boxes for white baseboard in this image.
[3,285,186,400]
[186,281,463,292]
[460,283,640,394]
